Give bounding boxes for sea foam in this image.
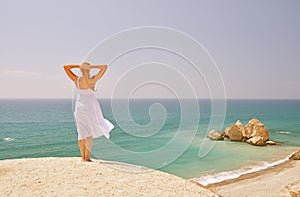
[191,151,296,186]
[276,131,291,134]
[2,138,15,142]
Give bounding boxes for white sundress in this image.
[74,78,114,140]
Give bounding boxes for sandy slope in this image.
[0,157,216,197]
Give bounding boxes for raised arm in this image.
[91,65,108,82]
[63,64,80,83]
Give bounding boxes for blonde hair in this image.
[82,62,91,66]
[80,62,91,75]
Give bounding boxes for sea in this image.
[1,99,300,185]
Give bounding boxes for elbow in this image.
[63,66,68,72]
[64,65,71,70]
[101,65,107,71]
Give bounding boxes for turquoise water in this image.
[1,99,300,183]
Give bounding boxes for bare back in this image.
[77,77,96,91]
[64,64,108,92]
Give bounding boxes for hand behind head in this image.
[80,62,91,72]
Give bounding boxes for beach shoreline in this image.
[195,158,300,197]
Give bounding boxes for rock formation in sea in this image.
[246,136,266,146]
[208,117,280,146]
[244,117,269,144]
[224,120,244,141]
[207,129,224,140]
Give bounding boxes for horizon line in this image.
[0,98,300,100]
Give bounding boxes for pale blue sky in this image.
[0,0,299,99]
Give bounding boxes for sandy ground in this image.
[208,160,300,197]
[0,157,217,197]
[2,157,300,197]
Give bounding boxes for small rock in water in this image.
[207,129,224,141]
[266,140,281,146]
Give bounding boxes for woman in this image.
[64,62,114,162]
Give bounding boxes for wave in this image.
[191,151,296,186]
[2,138,15,142]
[276,131,291,134]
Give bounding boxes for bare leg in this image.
[78,140,85,161]
[85,136,93,162]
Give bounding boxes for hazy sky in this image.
[0,0,299,99]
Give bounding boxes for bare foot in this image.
[85,158,93,162]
